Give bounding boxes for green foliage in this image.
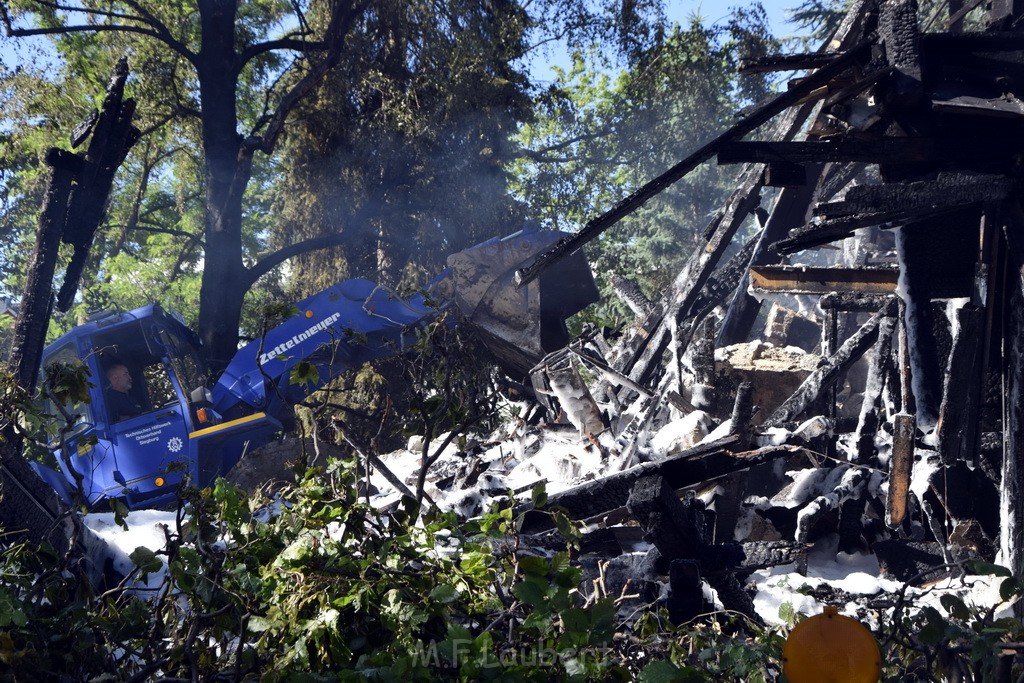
[511,8,779,327]
[0,432,1021,681]
[875,561,1024,682]
[272,0,535,295]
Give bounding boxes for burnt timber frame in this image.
[514,0,1024,600]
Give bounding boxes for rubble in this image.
[247,0,1024,628]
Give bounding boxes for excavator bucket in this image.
[446,229,599,375]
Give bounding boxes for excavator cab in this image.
[37,306,200,507]
[37,305,279,509]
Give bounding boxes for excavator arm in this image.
[36,228,597,510]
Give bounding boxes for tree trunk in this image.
[196,0,250,370]
[55,57,139,310]
[7,150,78,389]
[0,152,78,557]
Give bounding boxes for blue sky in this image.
[524,0,806,83]
[0,1,804,75]
[670,0,797,32]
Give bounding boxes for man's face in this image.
[108,365,132,393]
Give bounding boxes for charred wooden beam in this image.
[539,351,605,435]
[738,51,842,74]
[932,92,1024,118]
[719,171,821,346]
[897,300,916,416]
[757,256,972,298]
[568,343,653,400]
[822,65,894,110]
[706,571,761,622]
[609,273,654,317]
[814,174,1015,219]
[874,540,947,583]
[946,0,983,30]
[839,497,868,554]
[936,304,985,465]
[668,559,704,624]
[922,28,1024,51]
[762,297,898,428]
[764,160,808,187]
[690,229,763,321]
[878,0,923,107]
[886,413,916,529]
[717,138,1002,166]
[749,265,900,295]
[529,363,560,422]
[895,223,946,427]
[773,208,921,254]
[820,292,894,311]
[700,540,808,572]
[730,382,756,449]
[665,390,695,416]
[512,38,873,289]
[626,476,706,560]
[519,439,816,532]
[714,382,756,542]
[822,306,839,424]
[690,322,716,411]
[855,315,896,464]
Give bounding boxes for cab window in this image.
[141,361,177,408]
[93,320,173,423]
[40,343,94,444]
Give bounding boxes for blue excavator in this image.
[33,228,598,510]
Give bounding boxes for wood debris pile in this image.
[514,0,1024,622]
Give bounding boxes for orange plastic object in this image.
[782,605,881,683]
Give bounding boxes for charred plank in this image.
[874,540,948,584]
[764,160,808,186]
[762,297,898,427]
[609,273,654,318]
[717,138,1005,166]
[855,315,896,464]
[700,540,808,572]
[773,208,926,254]
[626,477,706,560]
[749,265,899,295]
[813,174,1015,219]
[519,439,820,532]
[738,52,843,74]
[886,413,916,529]
[878,0,923,107]
[936,304,985,464]
[513,38,873,289]
[730,382,756,449]
[668,559,704,625]
[820,292,894,311]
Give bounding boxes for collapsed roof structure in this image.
[506,0,1024,622]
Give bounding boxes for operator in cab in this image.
[106,363,143,421]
